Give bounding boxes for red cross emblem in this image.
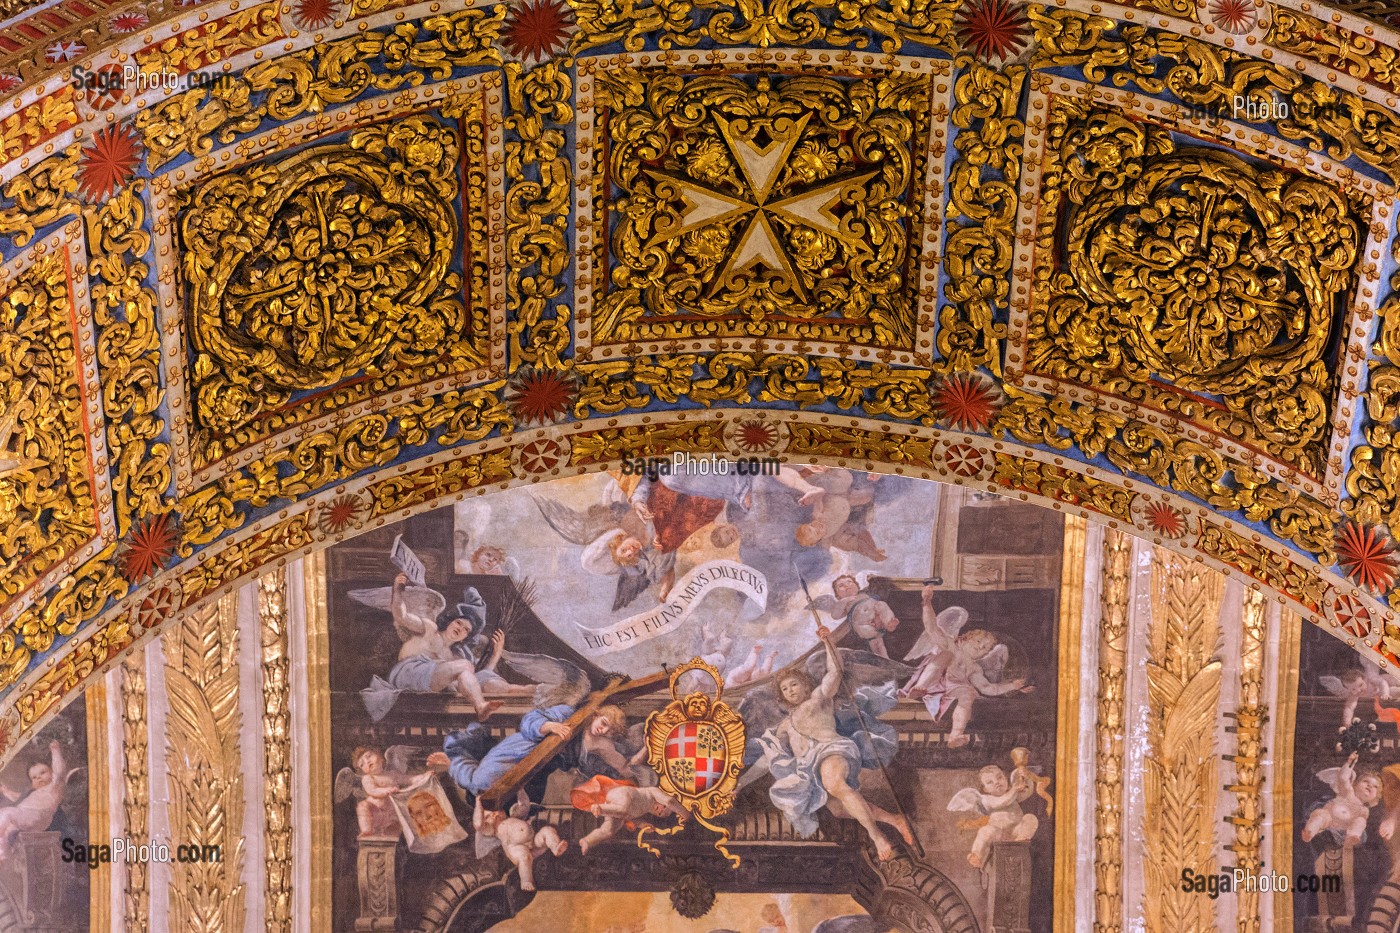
[663,721,728,794]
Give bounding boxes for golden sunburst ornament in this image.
[643,658,746,867]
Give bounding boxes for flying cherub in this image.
[351,575,504,722]
[474,792,569,891]
[809,573,900,658]
[1320,662,1400,729]
[899,587,1032,748]
[0,741,82,862]
[569,775,688,854]
[334,745,438,838]
[453,500,521,577]
[1302,752,1382,847]
[533,484,676,611]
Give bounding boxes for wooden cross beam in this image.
[479,669,671,811]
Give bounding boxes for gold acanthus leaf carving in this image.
[179,115,473,459]
[136,9,504,170]
[1143,549,1224,933]
[121,651,149,932]
[1029,99,1362,478]
[259,569,292,932]
[593,70,927,349]
[1095,529,1130,933]
[163,597,246,933]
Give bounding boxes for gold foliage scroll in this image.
[504,61,573,373]
[1143,549,1224,933]
[1029,97,1362,479]
[1030,8,1400,184]
[1228,589,1268,933]
[121,650,149,932]
[179,114,474,460]
[996,386,1336,559]
[571,0,957,55]
[592,69,927,350]
[136,8,503,170]
[575,351,936,422]
[940,60,1023,375]
[177,382,509,548]
[163,596,246,933]
[1095,530,1130,933]
[0,251,97,608]
[90,184,170,528]
[260,569,292,933]
[1348,262,1400,563]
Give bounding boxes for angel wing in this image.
[349,585,447,641]
[1319,676,1347,697]
[735,684,788,790]
[903,606,970,662]
[533,495,631,546]
[806,647,912,698]
[613,563,657,611]
[334,767,364,804]
[946,787,987,815]
[500,651,591,709]
[976,643,1010,683]
[1317,767,1346,793]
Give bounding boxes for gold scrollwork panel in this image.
[1027,97,1364,480]
[177,113,488,465]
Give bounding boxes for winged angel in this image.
[533,485,676,611]
[899,587,1032,748]
[334,745,442,837]
[351,574,532,722]
[738,630,914,861]
[440,651,650,797]
[1320,661,1400,730]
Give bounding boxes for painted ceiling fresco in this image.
[2,0,1400,787]
[0,472,1317,931]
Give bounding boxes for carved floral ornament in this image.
[5,0,1400,758]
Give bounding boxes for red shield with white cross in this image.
[663,721,728,795]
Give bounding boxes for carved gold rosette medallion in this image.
[177,114,487,465]
[1023,99,1365,480]
[587,69,933,351]
[644,658,746,866]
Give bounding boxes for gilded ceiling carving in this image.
[5,0,1400,760]
[1025,98,1364,481]
[0,248,99,613]
[583,66,935,353]
[177,111,496,465]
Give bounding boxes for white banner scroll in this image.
[577,560,767,654]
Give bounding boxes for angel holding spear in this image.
[741,569,917,862]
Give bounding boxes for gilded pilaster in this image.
[85,680,110,932]
[120,649,149,932]
[1143,549,1225,933]
[1226,589,1268,933]
[162,596,246,933]
[1055,514,1087,933]
[1094,528,1130,933]
[260,568,293,933]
